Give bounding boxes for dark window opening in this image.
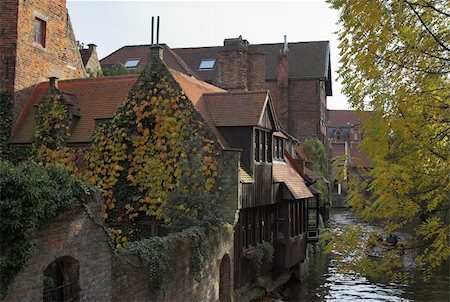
[255,129,271,163]
[273,137,284,160]
[43,256,80,302]
[34,17,46,47]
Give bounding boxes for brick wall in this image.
[111,150,240,301]
[266,79,322,142]
[218,50,249,91]
[4,201,113,302]
[247,52,265,91]
[0,0,19,95]
[12,0,86,120]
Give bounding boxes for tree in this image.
[326,0,449,282]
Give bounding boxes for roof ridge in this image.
[58,74,139,84]
[203,90,268,96]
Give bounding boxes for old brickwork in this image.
[0,1,19,95]
[4,202,113,302]
[218,37,265,92]
[9,0,86,120]
[267,79,326,142]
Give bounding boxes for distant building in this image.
[101,36,333,143]
[78,43,103,77]
[327,110,372,198]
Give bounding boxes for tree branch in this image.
[405,0,450,52]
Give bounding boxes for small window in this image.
[124,59,140,68]
[198,59,216,70]
[34,17,46,47]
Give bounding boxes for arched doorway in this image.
[219,254,231,302]
[43,256,80,301]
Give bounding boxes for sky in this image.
[66,0,350,110]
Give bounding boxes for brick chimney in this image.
[277,35,289,131]
[149,45,163,61]
[248,45,265,91]
[218,36,250,91]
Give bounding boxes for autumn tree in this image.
[326,0,449,281]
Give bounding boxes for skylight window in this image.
[124,59,140,68]
[198,59,216,70]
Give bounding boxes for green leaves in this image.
[328,0,450,281]
[0,161,92,298]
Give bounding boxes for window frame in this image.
[34,17,46,48]
[198,59,216,70]
[124,58,141,68]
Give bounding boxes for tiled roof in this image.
[239,167,254,184]
[11,68,228,146]
[168,68,228,147]
[12,75,138,144]
[203,91,268,127]
[327,110,372,127]
[79,48,93,66]
[304,167,321,184]
[273,162,313,199]
[100,44,199,78]
[175,41,331,81]
[101,41,331,83]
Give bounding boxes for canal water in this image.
[281,208,450,302]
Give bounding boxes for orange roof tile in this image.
[273,162,313,199]
[169,68,228,147]
[11,69,229,146]
[12,75,139,144]
[203,91,268,127]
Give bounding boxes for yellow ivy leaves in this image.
[32,64,220,248]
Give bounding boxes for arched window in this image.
[333,129,343,140]
[43,256,80,302]
[219,254,231,302]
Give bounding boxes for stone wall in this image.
[3,201,113,302]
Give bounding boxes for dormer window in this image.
[124,59,141,68]
[198,59,216,70]
[34,17,46,47]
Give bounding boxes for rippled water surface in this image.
[282,208,450,302]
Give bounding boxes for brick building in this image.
[0,0,87,122]
[4,1,323,300]
[101,36,333,143]
[327,110,372,200]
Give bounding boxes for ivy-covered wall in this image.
[3,48,240,301]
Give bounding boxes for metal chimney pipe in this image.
[283,35,289,54]
[151,16,154,45]
[156,16,160,45]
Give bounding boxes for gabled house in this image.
[4,0,320,299]
[201,90,314,295]
[101,36,333,143]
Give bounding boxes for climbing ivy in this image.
[0,161,93,299]
[88,58,220,246]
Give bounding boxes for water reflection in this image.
[282,208,449,302]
